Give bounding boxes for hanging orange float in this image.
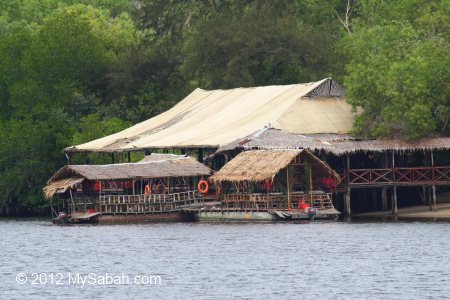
[144,184,151,195]
[198,180,209,193]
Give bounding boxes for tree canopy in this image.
[0,0,448,214]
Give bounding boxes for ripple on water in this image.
[1,220,450,299]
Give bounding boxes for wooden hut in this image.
[44,154,212,223]
[212,127,450,217]
[202,149,340,221]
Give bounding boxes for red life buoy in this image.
[198,180,209,193]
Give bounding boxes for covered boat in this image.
[44,154,213,223]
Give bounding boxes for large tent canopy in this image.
[67,78,355,153]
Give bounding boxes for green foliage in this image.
[0,0,448,214]
[342,0,449,139]
[183,1,338,88]
[72,113,131,145]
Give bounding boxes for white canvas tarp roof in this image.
[68,78,356,152]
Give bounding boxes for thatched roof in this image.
[67,78,356,152]
[217,128,450,156]
[44,154,212,199]
[43,177,84,200]
[217,127,335,153]
[210,149,339,183]
[328,138,450,154]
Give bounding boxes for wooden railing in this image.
[340,166,450,187]
[222,193,287,211]
[220,192,333,211]
[69,191,201,215]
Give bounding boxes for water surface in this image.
[1,220,449,299]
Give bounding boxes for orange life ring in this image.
[198,180,209,193]
[144,184,151,195]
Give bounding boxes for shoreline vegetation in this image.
[0,1,448,216]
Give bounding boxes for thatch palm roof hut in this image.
[44,154,212,199]
[210,149,339,183]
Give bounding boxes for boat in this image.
[44,154,213,223]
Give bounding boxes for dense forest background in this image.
[0,0,448,215]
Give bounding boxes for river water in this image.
[1,219,449,299]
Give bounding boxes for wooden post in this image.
[345,154,351,218]
[428,187,433,211]
[391,151,398,218]
[286,167,291,210]
[431,150,437,211]
[345,190,351,217]
[309,164,313,205]
[421,186,427,205]
[168,177,171,194]
[392,186,398,218]
[381,152,388,211]
[381,188,387,211]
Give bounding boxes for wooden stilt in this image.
[345,188,351,218]
[431,150,437,211]
[421,186,426,205]
[393,186,398,218]
[286,167,291,210]
[381,188,387,211]
[432,185,437,211]
[391,150,398,218]
[428,186,433,211]
[345,154,351,218]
